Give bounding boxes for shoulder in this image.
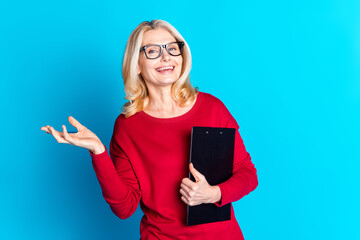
[198,91,239,129]
[198,91,226,107]
[198,91,230,114]
[112,112,140,137]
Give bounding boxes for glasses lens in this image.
[167,42,182,56]
[145,45,161,59]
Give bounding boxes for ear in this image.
[136,64,141,75]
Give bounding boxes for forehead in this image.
[142,28,177,46]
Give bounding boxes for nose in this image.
[160,47,171,61]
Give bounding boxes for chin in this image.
[158,79,178,87]
[144,73,182,88]
[158,75,181,84]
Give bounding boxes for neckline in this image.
[138,92,202,122]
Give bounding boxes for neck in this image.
[144,85,178,115]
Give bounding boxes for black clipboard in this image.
[186,126,235,226]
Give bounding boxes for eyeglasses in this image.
[140,41,184,59]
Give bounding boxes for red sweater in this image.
[89,92,258,240]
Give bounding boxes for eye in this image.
[168,43,180,53]
[148,49,159,54]
[146,45,161,56]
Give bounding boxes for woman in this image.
[41,20,258,240]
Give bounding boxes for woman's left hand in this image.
[180,163,221,206]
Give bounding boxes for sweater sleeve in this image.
[214,111,258,207]
[89,120,141,219]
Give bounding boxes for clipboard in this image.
[186,126,235,226]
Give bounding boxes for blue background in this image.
[1,0,359,239]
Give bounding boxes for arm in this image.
[41,115,141,218]
[214,117,258,207]
[180,109,257,207]
[89,126,141,219]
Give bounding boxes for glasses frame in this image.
[140,41,185,59]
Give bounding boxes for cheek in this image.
[138,60,154,75]
[177,59,183,74]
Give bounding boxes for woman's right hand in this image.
[40,116,105,154]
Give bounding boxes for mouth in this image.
[155,66,175,73]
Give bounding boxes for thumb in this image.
[189,163,204,182]
[68,116,85,131]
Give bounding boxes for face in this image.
[138,28,183,90]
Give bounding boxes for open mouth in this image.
[156,66,175,73]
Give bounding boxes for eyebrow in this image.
[142,41,177,46]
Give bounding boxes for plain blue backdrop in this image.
[1,0,359,239]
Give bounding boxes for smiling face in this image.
[138,28,183,91]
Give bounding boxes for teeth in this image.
[157,66,174,71]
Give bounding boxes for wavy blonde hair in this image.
[121,20,198,118]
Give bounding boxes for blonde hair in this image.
[121,20,198,118]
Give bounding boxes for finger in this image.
[45,125,57,135]
[48,126,63,142]
[189,163,204,182]
[41,126,50,133]
[181,196,199,206]
[62,125,72,143]
[68,116,85,132]
[180,183,193,197]
[182,178,196,189]
[179,188,190,199]
[181,196,191,206]
[49,126,69,144]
